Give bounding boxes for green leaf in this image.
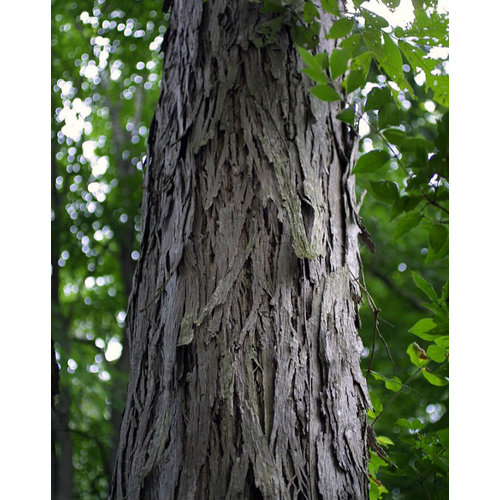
[375,33,413,96]
[441,281,449,301]
[411,271,438,301]
[394,212,421,240]
[297,46,321,69]
[378,102,400,130]
[369,479,380,500]
[381,0,401,9]
[371,371,402,392]
[329,48,350,80]
[255,16,285,45]
[390,195,421,219]
[394,26,405,38]
[437,429,449,446]
[365,86,393,111]
[396,417,424,430]
[363,27,383,60]
[425,240,448,263]
[369,180,399,203]
[429,224,448,253]
[291,23,320,49]
[326,17,355,39]
[302,67,328,84]
[341,34,367,58]
[383,127,407,147]
[407,342,429,367]
[400,136,432,153]
[362,10,389,29]
[261,0,286,14]
[409,318,437,340]
[377,435,394,447]
[422,368,448,386]
[433,335,449,348]
[321,0,340,15]
[381,31,404,74]
[336,107,355,126]
[303,1,320,23]
[427,344,448,363]
[310,84,341,102]
[369,390,383,415]
[315,52,330,70]
[261,0,287,13]
[369,452,388,475]
[346,69,366,94]
[354,150,391,174]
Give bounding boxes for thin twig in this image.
[371,367,422,428]
[350,271,397,373]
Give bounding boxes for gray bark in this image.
[110,1,370,498]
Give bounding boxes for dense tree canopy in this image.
[49,0,449,498]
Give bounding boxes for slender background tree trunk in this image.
[111,1,370,498]
[52,143,74,500]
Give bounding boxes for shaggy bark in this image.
[110,1,370,498]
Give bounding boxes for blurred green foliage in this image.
[51,0,166,497]
[51,0,448,499]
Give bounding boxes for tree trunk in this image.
[110,1,370,498]
[52,389,74,500]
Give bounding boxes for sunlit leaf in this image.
[422,368,448,386]
[371,371,402,392]
[362,10,389,29]
[377,435,395,446]
[409,318,437,340]
[407,342,429,367]
[396,417,424,430]
[381,0,401,9]
[427,344,448,363]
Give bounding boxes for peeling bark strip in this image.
[110,1,370,499]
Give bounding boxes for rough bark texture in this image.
[110,1,370,498]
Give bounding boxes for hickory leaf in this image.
[327,17,354,39]
[310,84,341,101]
[354,150,391,173]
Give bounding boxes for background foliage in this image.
[51,0,448,498]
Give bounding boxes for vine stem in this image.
[349,270,396,375]
[371,367,422,428]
